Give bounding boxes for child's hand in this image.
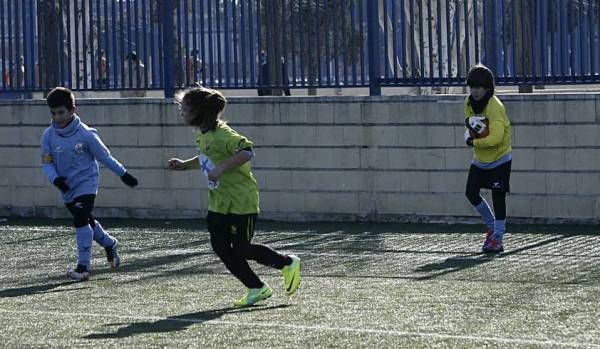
[121,172,139,187]
[207,166,224,181]
[464,129,474,147]
[167,158,186,171]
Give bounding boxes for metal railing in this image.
[0,0,598,97]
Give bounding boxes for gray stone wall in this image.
[1,94,599,223]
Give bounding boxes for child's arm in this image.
[85,130,138,187]
[167,156,200,171]
[473,118,505,148]
[41,131,70,192]
[40,131,59,184]
[473,105,506,148]
[85,131,127,175]
[208,150,252,181]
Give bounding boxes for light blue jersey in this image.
[41,114,126,203]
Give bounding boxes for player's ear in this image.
[71,105,77,114]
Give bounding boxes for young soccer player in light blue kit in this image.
[41,87,139,281]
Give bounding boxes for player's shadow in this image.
[131,238,209,254]
[3,232,72,245]
[0,280,86,298]
[44,251,211,283]
[83,304,290,339]
[412,235,565,281]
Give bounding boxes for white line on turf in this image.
[0,308,597,348]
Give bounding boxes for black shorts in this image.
[64,194,97,228]
[466,160,511,193]
[206,211,258,242]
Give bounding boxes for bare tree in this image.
[37,0,62,92]
[260,0,362,95]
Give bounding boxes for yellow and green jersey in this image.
[196,123,259,215]
[464,95,512,164]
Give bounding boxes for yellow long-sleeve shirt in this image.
[464,95,512,163]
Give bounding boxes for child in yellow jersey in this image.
[463,64,512,253]
[167,86,301,307]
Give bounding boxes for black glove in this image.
[463,129,474,147]
[53,176,70,192]
[465,117,472,131]
[121,172,139,187]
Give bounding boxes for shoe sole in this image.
[482,247,504,254]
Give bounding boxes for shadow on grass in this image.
[0,280,86,298]
[83,304,291,339]
[412,235,566,281]
[3,232,72,245]
[44,251,211,284]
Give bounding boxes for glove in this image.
[466,116,488,136]
[121,172,139,187]
[53,176,70,192]
[464,129,474,147]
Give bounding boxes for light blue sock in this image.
[92,221,116,248]
[75,225,94,267]
[494,220,506,239]
[475,199,495,230]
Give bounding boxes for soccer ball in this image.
[466,116,489,138]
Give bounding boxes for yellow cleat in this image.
[233,283,273,307]
[281,255,301,296]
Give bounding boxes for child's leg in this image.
[88,215,116,248]
[231,214,292,270]
[465,166,495,230]
[491,161,511,240]
[491,189,507,239]
[65,195,96,269]
[208,212,263,289]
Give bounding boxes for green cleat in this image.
[233,283,273,307]
[281,255,301,296]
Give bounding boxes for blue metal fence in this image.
[377,0,600,88]
[0,0,598,97]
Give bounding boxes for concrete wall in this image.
[1,94,599,223]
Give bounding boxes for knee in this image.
[465,190,480,206]
[231,243,251,259]
[73,214,88,228]
[70,205,92,228]
[209,236,230,259]
[491,181,506,194]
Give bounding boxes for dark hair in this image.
[46,87,75,110]
[175,86,227,131]
[466,64,495,91]
[466,64,495,113]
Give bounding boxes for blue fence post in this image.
[483,0,498,75]
[366,0,381,96]
[23,1,34,94]
[162,0,175,98]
